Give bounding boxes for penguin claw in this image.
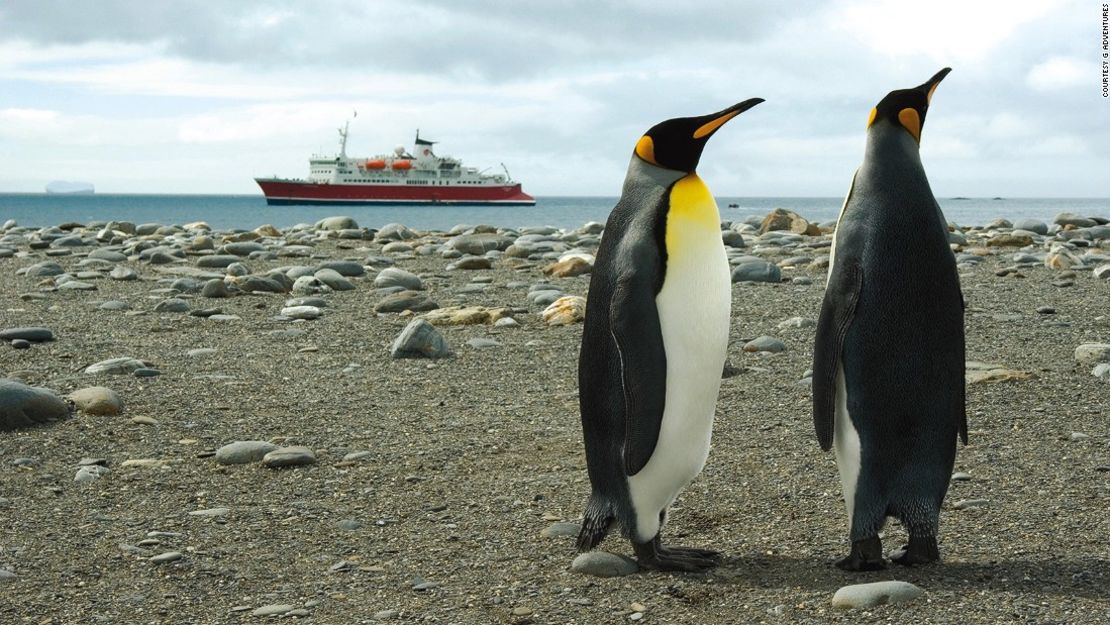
[835,536,887,571]
[633,538,720,572]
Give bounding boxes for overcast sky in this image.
[0,0,1106,197]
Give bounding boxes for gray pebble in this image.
[337,519,363,531]
[133,367,161,378]
[251,604,295,617]
[85,357,147,375]
[570,551,639,577]
[262,446,317,468]
[541,522,581,538]
[215,441,278,465]
[466,338,501,349]
[188,507,230,517]
[951,472,972,481]
[74,465,110,483]
[731,261,781,283]
[953,498,989,510]
[743,336,787,353]
[280,305,322,320]
[11,339,30,350]
[149,551,183,565]
[153,298,190,314]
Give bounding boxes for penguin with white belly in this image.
[576,98,763,571]
[812,68,966,571]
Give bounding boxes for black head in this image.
[868,67,951,143]
[634,98,764,172]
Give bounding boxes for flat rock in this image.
[390,319,452,359]
[314,267,355,291]
[420,306,512,326]
[315,216,359,231]
[542,256,592,278]
[262,446,317,468]
[67,386,123,415]
[196,255,240,268]
[374,291,439,313]
[542,296,586,326]
[466,338,501,349]
[0,379,70,431]
[732,261,782,283]
[446,233,512,255]
[85,357,147,375]
[831,581,925,609]
[188,507,230,517]
[317,260,365,277]
[570,552,639,577]
[743,336,786,353]
[280,305,322,320]
[149,551,184,565]
[541,522,581,538]
[0,327,54,342]
[215,440,279,465]
[252,604,295,617]
[108,266,139,281]
[1074,343,1110,366]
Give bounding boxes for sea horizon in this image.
[2,192,1108,232]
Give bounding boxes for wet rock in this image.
[0,379,70,431]
[390,319,452,359]
[0,327,54,343]
[67,387,123,415]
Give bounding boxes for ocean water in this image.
[0,193,1107,232]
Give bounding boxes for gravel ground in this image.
[0,218,1107,624]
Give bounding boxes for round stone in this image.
[67,387,123,416]
[570,552,639,577]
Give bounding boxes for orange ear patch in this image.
[635,135,657,165]
[867,107,878,128]
[898,108,921,142]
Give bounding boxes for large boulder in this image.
[759,208,821,236]
[1,379,70,431]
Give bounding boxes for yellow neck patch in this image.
[898,107,921,142]
[665,174,720,255]
[635,135,657,165]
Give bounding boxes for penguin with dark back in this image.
[576,98,763,571]
[813,68,967,571]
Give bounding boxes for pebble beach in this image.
[1,210,1108,624]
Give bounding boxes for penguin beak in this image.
[692,98,765,139]
[917,67,952,105]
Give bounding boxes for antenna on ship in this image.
[338,110,356,159]
[501,163,514,182]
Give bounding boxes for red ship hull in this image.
[255,178,536,206]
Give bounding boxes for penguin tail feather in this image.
[576,497,615,552]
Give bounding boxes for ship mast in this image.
[337,120,350,159]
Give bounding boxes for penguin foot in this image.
[835,537,887,571]
[890,536,940,566]
[633,537,719,572]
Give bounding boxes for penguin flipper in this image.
[812,259,863,451]
[610,277,667,476]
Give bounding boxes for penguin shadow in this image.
[712,554,1109,600]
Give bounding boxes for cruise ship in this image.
[255,121,535,206]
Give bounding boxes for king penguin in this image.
[576,98,763,571]
[812,68,967,571]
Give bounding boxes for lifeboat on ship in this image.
[391,160,413,170]
[366,159,386,170]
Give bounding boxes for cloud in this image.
[1026,56,1088,91]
